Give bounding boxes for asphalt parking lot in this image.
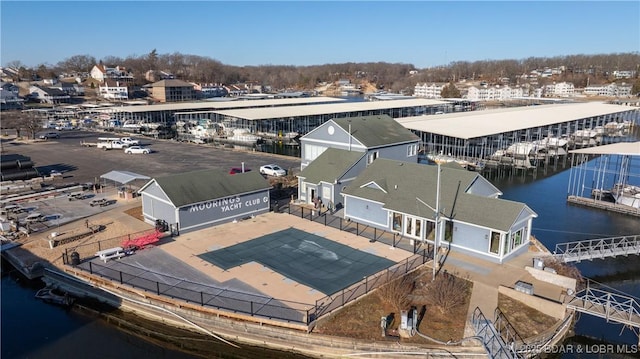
[2,130,302,184]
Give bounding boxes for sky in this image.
[1,1,639,69]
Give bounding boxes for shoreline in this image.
[1,199,575,359]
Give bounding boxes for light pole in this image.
[433,163,441,281]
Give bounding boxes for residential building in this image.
[90,64,134,84]
[544,82,575,97]
[99,80,129,100]
[341,159,538,263]
[583,83,633,97]
[28,85,70,104]
[612,70,636,79]
[413,83,445,99]
[465,85,526,101]
[0,82,24,110]
[149,79,196,103]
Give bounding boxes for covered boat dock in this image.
[396,102,639,173]
[567,141,640,217]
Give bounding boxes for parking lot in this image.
[3,130,302,184]
[2,130,301,234]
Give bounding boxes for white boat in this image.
[227,128,261,145]
[611,184,640,209]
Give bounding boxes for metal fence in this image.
[59,205,431,327]
[74,259,313,324]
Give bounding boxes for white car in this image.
[124,146,151,154]
[259,164,287,177]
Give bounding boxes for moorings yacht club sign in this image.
[187,194,269,214]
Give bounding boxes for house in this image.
[28,85,70,104]
[149,79,196,103]
[0,82,24,110]
[98,80,129,100]
[52,81,85,96]
[341,159,538,263]
[298,114,420,208]
[90,64,134,84]
[138,168,271,233]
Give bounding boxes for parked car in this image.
[259,164,287,177]
[89,198,113,207]
[124,146,151,154]
[39,132,60,140]
[120,137,140,146]
[229,167,251,174]
[25,212,45,223]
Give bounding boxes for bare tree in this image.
[1,111,43,139]
[416,271,471,314]
[376,272,416,313]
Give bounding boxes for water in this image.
[492,162,640,357]
[2,154,638,358]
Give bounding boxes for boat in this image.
[35,287,75,306]
[611,184,640,209]
[227,128,262,145]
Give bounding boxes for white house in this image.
[341,159,538,263]
[99,80,129,100]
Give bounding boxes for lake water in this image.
[2,151,639,358]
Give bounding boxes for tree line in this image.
[4,51,639,94]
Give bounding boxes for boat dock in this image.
[566,141,640,217]
[567,195,640,217]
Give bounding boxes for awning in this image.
[100,170,150,185]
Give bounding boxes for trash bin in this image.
[70,251,80,266]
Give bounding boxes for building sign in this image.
[178,191,270,229]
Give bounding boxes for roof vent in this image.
[394,185,398,190]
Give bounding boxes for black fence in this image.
[59,205,432,327]
[75,259,312,324]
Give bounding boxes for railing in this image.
[59,206,431,327]
[554,234,640,263]
[286,203,429,255]
[74,259,313,324]
[566,278,640,328]
[472,307,519,359]
[493,308,526,351]
[313,253,428,320]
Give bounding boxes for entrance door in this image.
[310,188,316,204]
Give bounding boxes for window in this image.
[490,231,500,254]
[367,151,379,164]
[404,216,422,238]
[392,212,402,232]
[511,229,523,249]
[407,144,418,157]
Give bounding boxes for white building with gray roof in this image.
[138,168,271,233]
[341,159,538,263]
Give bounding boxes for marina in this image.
[566,141,640,217]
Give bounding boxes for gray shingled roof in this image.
[299,148,365,184]
[331,115,420,148]
[342,159,535,231]
[151,168,270,208]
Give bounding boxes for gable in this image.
[301,120,365,149]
